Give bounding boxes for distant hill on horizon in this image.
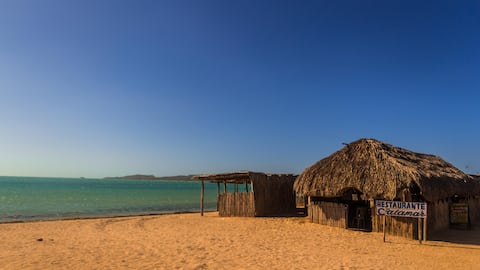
[104,174,195,181]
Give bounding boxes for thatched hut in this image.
[294,138,480,239]
[194,172,296,217]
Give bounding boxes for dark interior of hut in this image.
[308,188,373,231]
[341,188,373,231]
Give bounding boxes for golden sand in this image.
[0,212,479,269]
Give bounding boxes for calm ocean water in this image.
[0,176,218,223]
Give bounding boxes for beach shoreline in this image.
[1,212,479,269]
[0,210,215,225]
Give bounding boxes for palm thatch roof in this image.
[294,138,479,202]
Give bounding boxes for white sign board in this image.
[375,200,427,218]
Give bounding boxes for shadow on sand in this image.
[428,223,480,246]
[257,208,308,218]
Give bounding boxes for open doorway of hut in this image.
[340,188,372,231]
[346,201,372,231]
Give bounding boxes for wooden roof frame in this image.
[194,172,296,184]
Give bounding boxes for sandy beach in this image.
[0,212,479,270]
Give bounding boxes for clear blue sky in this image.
[1,0,479,178]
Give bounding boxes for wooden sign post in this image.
[383,215,386,242]
[423,216,427,243]
[417,218,422,243]
[375,200,427,244]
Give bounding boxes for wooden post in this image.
[383,216,386,242]
[344,204,348,229]
[245,182,248,192]
[304,196,308,216]
[235,183,238,193]
[223,181,227,193]
[200,180,205,216]
[308,196,316,222]
[418,218,422,244]
[216,182,220,211]
[423,216,427,243]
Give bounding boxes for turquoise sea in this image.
[0,176,218,223]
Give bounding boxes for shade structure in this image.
[194,172,297,217]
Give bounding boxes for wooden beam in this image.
[193,172,252,181]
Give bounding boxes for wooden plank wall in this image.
[252,173,296,216]
[370,197,416,239]
[371,200,451,239]
[218,193,255,217]
[309,197,480,239]
[251,173,267,216]
[308,199,436,239]
[427,199,449,233]
[308,201,347,229]
[468,196,480,222]
[309,200,420,239]
[371,213,417,239]
[426,196,480,232]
